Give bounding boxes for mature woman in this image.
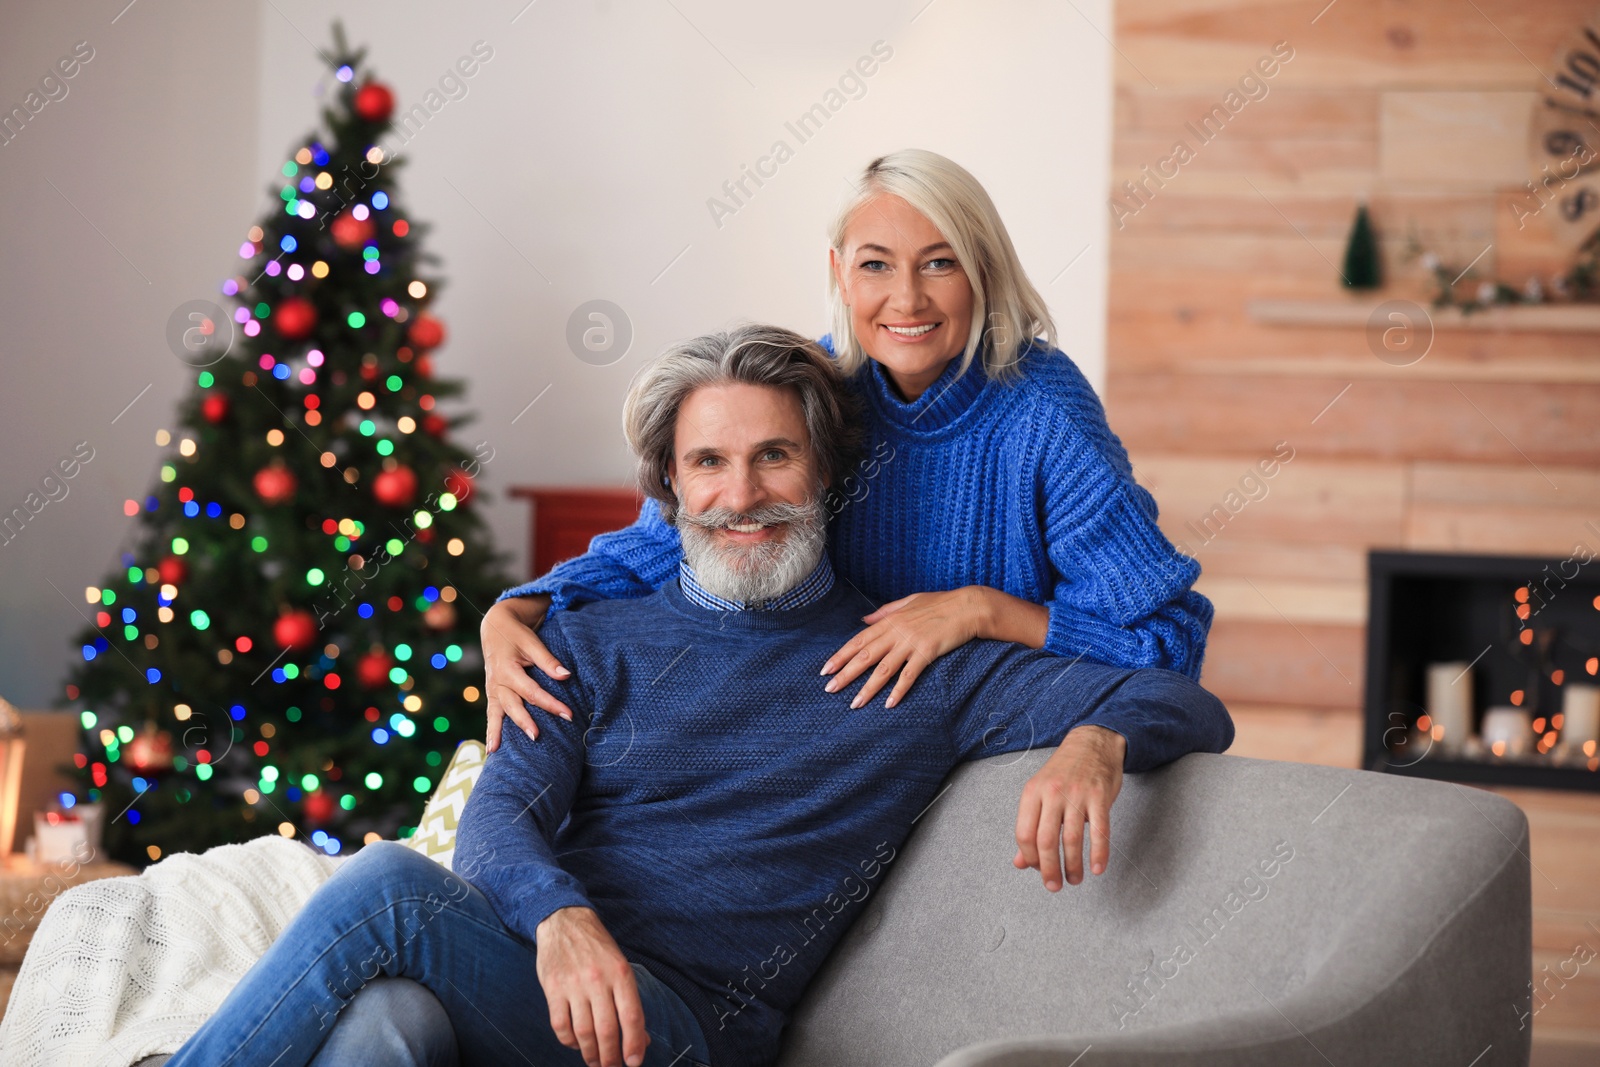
[481,148,1212,747]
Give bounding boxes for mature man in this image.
[165,325,1231,1067]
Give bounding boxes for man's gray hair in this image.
[622,323,860,524]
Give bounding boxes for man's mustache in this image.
[678,500,818,531]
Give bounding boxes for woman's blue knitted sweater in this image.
[501,339,1213,678]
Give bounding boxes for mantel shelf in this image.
[1247,298,1600,333]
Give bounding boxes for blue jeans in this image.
[166,841,713,1067]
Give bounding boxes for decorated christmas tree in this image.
[63,24,512,868]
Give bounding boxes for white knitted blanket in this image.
[0,835,345,1067]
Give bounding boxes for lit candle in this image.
[1427,662,1473,752]
[1481,706,1533,757]
[1560,684,1600,754]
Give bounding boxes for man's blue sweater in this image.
[500,338,1214,678]
[454,571,1234,1067]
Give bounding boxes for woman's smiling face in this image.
[830,193,975,401]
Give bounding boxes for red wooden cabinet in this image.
[508,487,643,580]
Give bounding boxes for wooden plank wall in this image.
[1107,0,1600,722]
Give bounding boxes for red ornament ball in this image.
[156,555,189,586]
[356,649,394,689]
[442,468,475,504]
[125,726,175,773]
[303,790,336,824]
[330,209,375,250]
[414,355,435,380]
[253,464,298,505]
[421,413,448,437]
[273,610,318,652]
[274,296,317,341]
[353,81,395,124]
[201,394,231,424]
[372,465,418,507]
[407,314,446,351]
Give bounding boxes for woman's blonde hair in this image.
[826,149,1056,381]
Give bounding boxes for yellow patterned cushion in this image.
[403,739,486,871]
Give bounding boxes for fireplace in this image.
[1364,549,1600,792]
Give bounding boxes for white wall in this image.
[0,1,263,707]
[256,0,1113,589]
[0,0,1112,707]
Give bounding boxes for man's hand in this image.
[535,906,649,1067]
[1013,724,1126,891]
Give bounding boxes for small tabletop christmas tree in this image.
[1341,202,1382,290]
[64,23,513,866]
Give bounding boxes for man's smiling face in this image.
[668,381,827,602]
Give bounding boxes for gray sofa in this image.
[778,750,1532,1067]
[136,750,1530,1067]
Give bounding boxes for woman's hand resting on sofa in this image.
[1014,723,1126,891]
[480,594,572,751]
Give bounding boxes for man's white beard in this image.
[678,495,827,604]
